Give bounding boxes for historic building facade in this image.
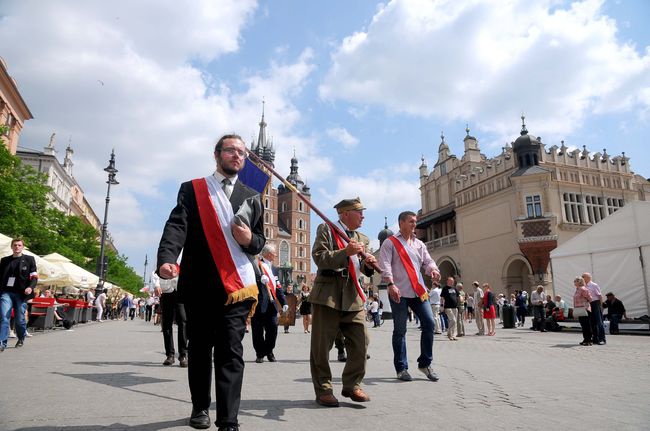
[16,134,102,233]
[417,117,650,296]
[1,57,32,154]
[250,107,311,286]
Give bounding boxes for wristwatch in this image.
[387,282,395,287]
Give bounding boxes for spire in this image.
[465,124,470,137]
[251,99,275,166]
[520,114,528,136]
[384,216,388,229]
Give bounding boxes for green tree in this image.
[0,132,143,294]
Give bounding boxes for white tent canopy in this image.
[550,201,650,318]
[42,252,100,289]
[0,233,67,286]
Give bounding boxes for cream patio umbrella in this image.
[0,233,67,287]
[41,252,100,289]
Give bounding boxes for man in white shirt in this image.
[530,286,546,332]
[582,273,606,345]
[472,281,485,336]
[379,211,441,383]
[429,282,442,334]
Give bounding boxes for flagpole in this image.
[247,151,382,274]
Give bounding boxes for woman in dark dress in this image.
[298,284,312,333]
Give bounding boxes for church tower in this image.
[277,151,311,285]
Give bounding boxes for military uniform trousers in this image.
[310,303,368,396]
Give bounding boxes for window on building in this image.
[606,198,624,215]
[440,162,447,176]
[585,195,605,224]
[264,213,269,223]
[298,201,304,212]
[280,241,289,265]
[562,193,585,224]
[525,195,543,218]
[265,198,269,209]
[299,232,304,243]
[298,219,304,230]
[299,261,304,271]
[281,202,287,212]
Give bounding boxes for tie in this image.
[346,230,354,238]
[222,178,232,198]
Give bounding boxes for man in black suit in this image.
[157,134,265,431]
[252,243,288,363]
[0,238,38,351]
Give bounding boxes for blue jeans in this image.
[389,296,435,372]
[1,292,27,345]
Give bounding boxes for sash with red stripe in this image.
[258,259,280,312]
[328,223,367,302]
[192,177,258,306]
[388,235,429,301]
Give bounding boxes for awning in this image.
[417,206,455,229]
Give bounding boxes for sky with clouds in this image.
[1,0,649,277]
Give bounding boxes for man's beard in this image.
[222,165,239,176]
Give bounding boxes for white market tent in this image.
[550,201,650,319]
[42,252,100,289]
[0,233,67,286]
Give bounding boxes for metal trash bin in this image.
[502,303,516,328]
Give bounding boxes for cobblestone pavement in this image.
[1,317,648,430]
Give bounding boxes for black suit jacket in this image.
[0,254,38,296]
[157,178,265,306]
[255,259,287,315]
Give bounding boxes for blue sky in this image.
[1,0,649,278]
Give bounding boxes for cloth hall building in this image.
[416,117,650,296]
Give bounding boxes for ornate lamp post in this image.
[96,150,119,294]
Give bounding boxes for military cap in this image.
[334,197,366,213]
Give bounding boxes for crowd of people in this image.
[0,134,637,431]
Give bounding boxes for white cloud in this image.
[320,0,650,140]
[326,127,360,149]
[0,1,328,263]
[319,174,420,212]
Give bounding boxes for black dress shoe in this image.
[218,426,239,431]
[255,357,264,363]
[189,408,210,429]
[179,355,188,368]
[15,339,24,348]
[163,355,175,366]
[337,351,347,362]
[267,353,276,362]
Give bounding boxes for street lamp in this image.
[96,149,119,294]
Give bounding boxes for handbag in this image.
[573,306,588,318]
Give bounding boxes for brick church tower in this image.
[249,103,311,286]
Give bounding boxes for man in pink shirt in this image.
[582,273,606,345]
[379,211,441,382]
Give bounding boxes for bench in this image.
[28,298,56,331]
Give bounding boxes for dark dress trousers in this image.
[157,178,264,428]
[251,263,287,359]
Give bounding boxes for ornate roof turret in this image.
[282,150,310,195]
[378,216,394,246]
[513,115,541,168]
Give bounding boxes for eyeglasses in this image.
[220,147,248,158]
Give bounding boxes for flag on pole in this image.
[239,158,271,194]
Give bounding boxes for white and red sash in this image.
[258,258,280,312]
[192,176,258,306]
[388,235,429,301]
[328,223,367,302]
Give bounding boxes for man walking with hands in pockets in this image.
[379,211,441,382]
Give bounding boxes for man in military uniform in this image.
[309,197,377,407]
